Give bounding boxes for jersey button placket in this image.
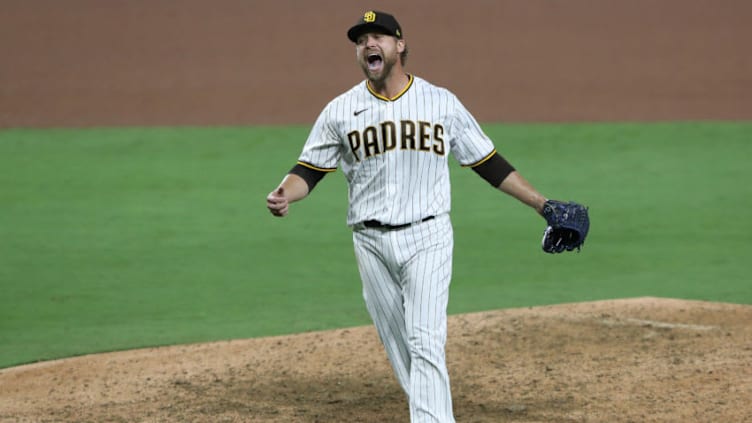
[384,101,395,215]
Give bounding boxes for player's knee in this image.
[408,330,446,362]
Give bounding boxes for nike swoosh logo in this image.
[353,108,369,116]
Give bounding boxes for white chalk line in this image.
[599,317,719,331]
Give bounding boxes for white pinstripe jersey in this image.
[297,74,497,226]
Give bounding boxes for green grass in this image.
[450,122,752,310]
[1,122,750,368]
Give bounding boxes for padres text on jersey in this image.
[297,75,496,226]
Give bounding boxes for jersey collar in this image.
[366,74,414,102]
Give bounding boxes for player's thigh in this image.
[352,230,402,312]
[400,219,454,335]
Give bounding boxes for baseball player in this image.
[267,11,552,423]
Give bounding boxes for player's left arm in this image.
[497,171,546,214]
[471,152,546,214]
[472,151,591,253]
[448,97,546,214]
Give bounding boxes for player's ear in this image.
[397,38,405,53]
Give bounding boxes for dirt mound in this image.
[1,297,750,422]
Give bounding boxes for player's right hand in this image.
[266,187,289,217]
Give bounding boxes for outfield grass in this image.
[1,122,750,368]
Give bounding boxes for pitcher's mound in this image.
[1,297,750,422]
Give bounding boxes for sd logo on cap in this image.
[347,10,403,42]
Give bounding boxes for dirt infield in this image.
[2,1,751,422]
[1,298,751,422]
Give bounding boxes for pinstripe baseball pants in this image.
[352,213,455,423]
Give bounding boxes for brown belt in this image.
[362,216,435,230]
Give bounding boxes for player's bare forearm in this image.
[266,174,310,217]
[277,174,310,202]
[497,171,547,214]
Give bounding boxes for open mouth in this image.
[366,53,383,70]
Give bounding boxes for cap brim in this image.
[347,23,395,42]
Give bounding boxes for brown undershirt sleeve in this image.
[289,163,328,193]
[471,152,515,187]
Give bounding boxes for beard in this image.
[359,50,398,84]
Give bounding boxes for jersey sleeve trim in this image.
[463,149,497,168]
[297,161,337,173]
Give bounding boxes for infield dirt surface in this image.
[2,298,751,422]
[1,1,751,422]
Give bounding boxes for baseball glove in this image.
[541,200,590,253]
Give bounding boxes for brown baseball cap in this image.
[347,10,403,42]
